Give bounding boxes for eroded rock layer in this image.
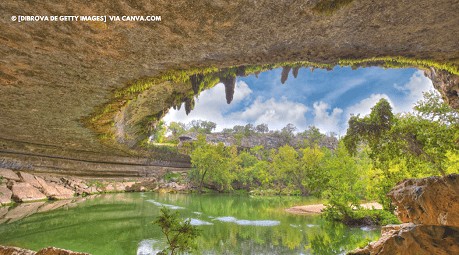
[0,1,458,175]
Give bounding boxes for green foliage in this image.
[188,120,217,134]
[343,95,458,209]
[154,207,200,255]
[339,57,459,75]
[189,135,237,192]
[152,121,167,143]
[414,90,459,124]
[163,171,182,182]
[312,0,355,15]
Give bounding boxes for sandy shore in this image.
[285,202,383,215]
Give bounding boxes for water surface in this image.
[0,193,380,254]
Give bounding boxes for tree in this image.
[298,145,328,196]
[278,123,297,145]
[414,90,459,125]
[343,97,458,209]
[299,126,325,148]
[188,120,217,134]
[322,142,367,221]
[154,207,200,255]
[190,135,236,192]
[272,145,300,194]
[255,123,269,134]
[168,122,186,137]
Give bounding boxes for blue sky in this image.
[163,66,434,135]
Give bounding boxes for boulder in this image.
[348,223,459,255]
[36,247,91,255]
[0,184,13,205]
[11,182,47,202]
[18,172,41,189]
[0,168,21,181]
[388,174,459,227]
[35,177,74,199]
[0,245,35,255]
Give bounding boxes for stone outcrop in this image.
[1,169,188,208]
[425,68,459,109]
[0,246,90,255]
[348,174,459,255]
[0,184,13,205]
[350,223,459,255]
[388,174,459,227]
[11,183,47,202]
[0,168,21,181]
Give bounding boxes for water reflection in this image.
[0,193,380,255]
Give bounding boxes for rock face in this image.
[349,174,459,255]
[350,223,459,255]
[425,68,459,109]
[388,174,459,227]
[0,1,458,175]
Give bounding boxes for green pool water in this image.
[0,193,380,254]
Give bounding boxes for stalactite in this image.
[281,66,291,84]
[292,67,300,78]
[220,75,236,104]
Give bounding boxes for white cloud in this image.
[162,81,252,130]
[323,78,366,103]
[312,101,343,134]
[345,93,393,117]
[394,70,433,112]
[228,97,309,131]
[163,70,434,135]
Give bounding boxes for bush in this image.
[154,207,200,255]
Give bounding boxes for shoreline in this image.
[285,202,383,215]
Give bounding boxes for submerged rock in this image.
[0,246,91,255]
[36,247,90,255]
